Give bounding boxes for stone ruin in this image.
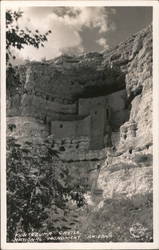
[6,24,152,195]
[49,96,112,150]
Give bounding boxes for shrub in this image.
[7,137,86,242]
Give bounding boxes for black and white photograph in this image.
[1,0,159,249]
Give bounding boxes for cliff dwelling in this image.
[8,27,153,164]
[50,96,112,150]
[5,3,153,242]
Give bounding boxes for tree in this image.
[6,9,51,64]
[7,137,86,242]
[6,10,86,242]
[6,9,51,93]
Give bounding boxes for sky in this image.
[8,6,152,63]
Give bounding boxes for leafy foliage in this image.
[6,10,51,98]
[6,10,51,63]
[6,9,86,242]
[7,137,86,242]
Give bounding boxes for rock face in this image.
[104,25,152,150]
[6,24,153,243]
[7,116,49,143]
[7,24,152,193]
[97,147,152,199]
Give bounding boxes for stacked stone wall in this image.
[78,96,106,116]
[51,116,90,139]
[89,106,106,150]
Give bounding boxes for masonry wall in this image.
[51,116,90,139]
[78,96,111,149]
[105,89,129,129]
[78,96,106,116]
[89,106,106,149]
[78,90,129,131]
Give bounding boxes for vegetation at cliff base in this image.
[78,192,153,242]
[7,137,86,242]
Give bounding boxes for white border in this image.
[1,0,158,7]
[153,2,159,248]
[1,1,159,249]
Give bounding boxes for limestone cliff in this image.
[7,23,152,174]
[7,24,153,241]
[103,24,152,150]
[7,25,152,150]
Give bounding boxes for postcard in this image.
[1,1,159,249]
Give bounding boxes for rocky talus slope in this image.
[7,24,153,241]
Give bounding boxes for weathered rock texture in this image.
[97,147,152,199]
[7,24,152,193]
[6,24,153,243]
